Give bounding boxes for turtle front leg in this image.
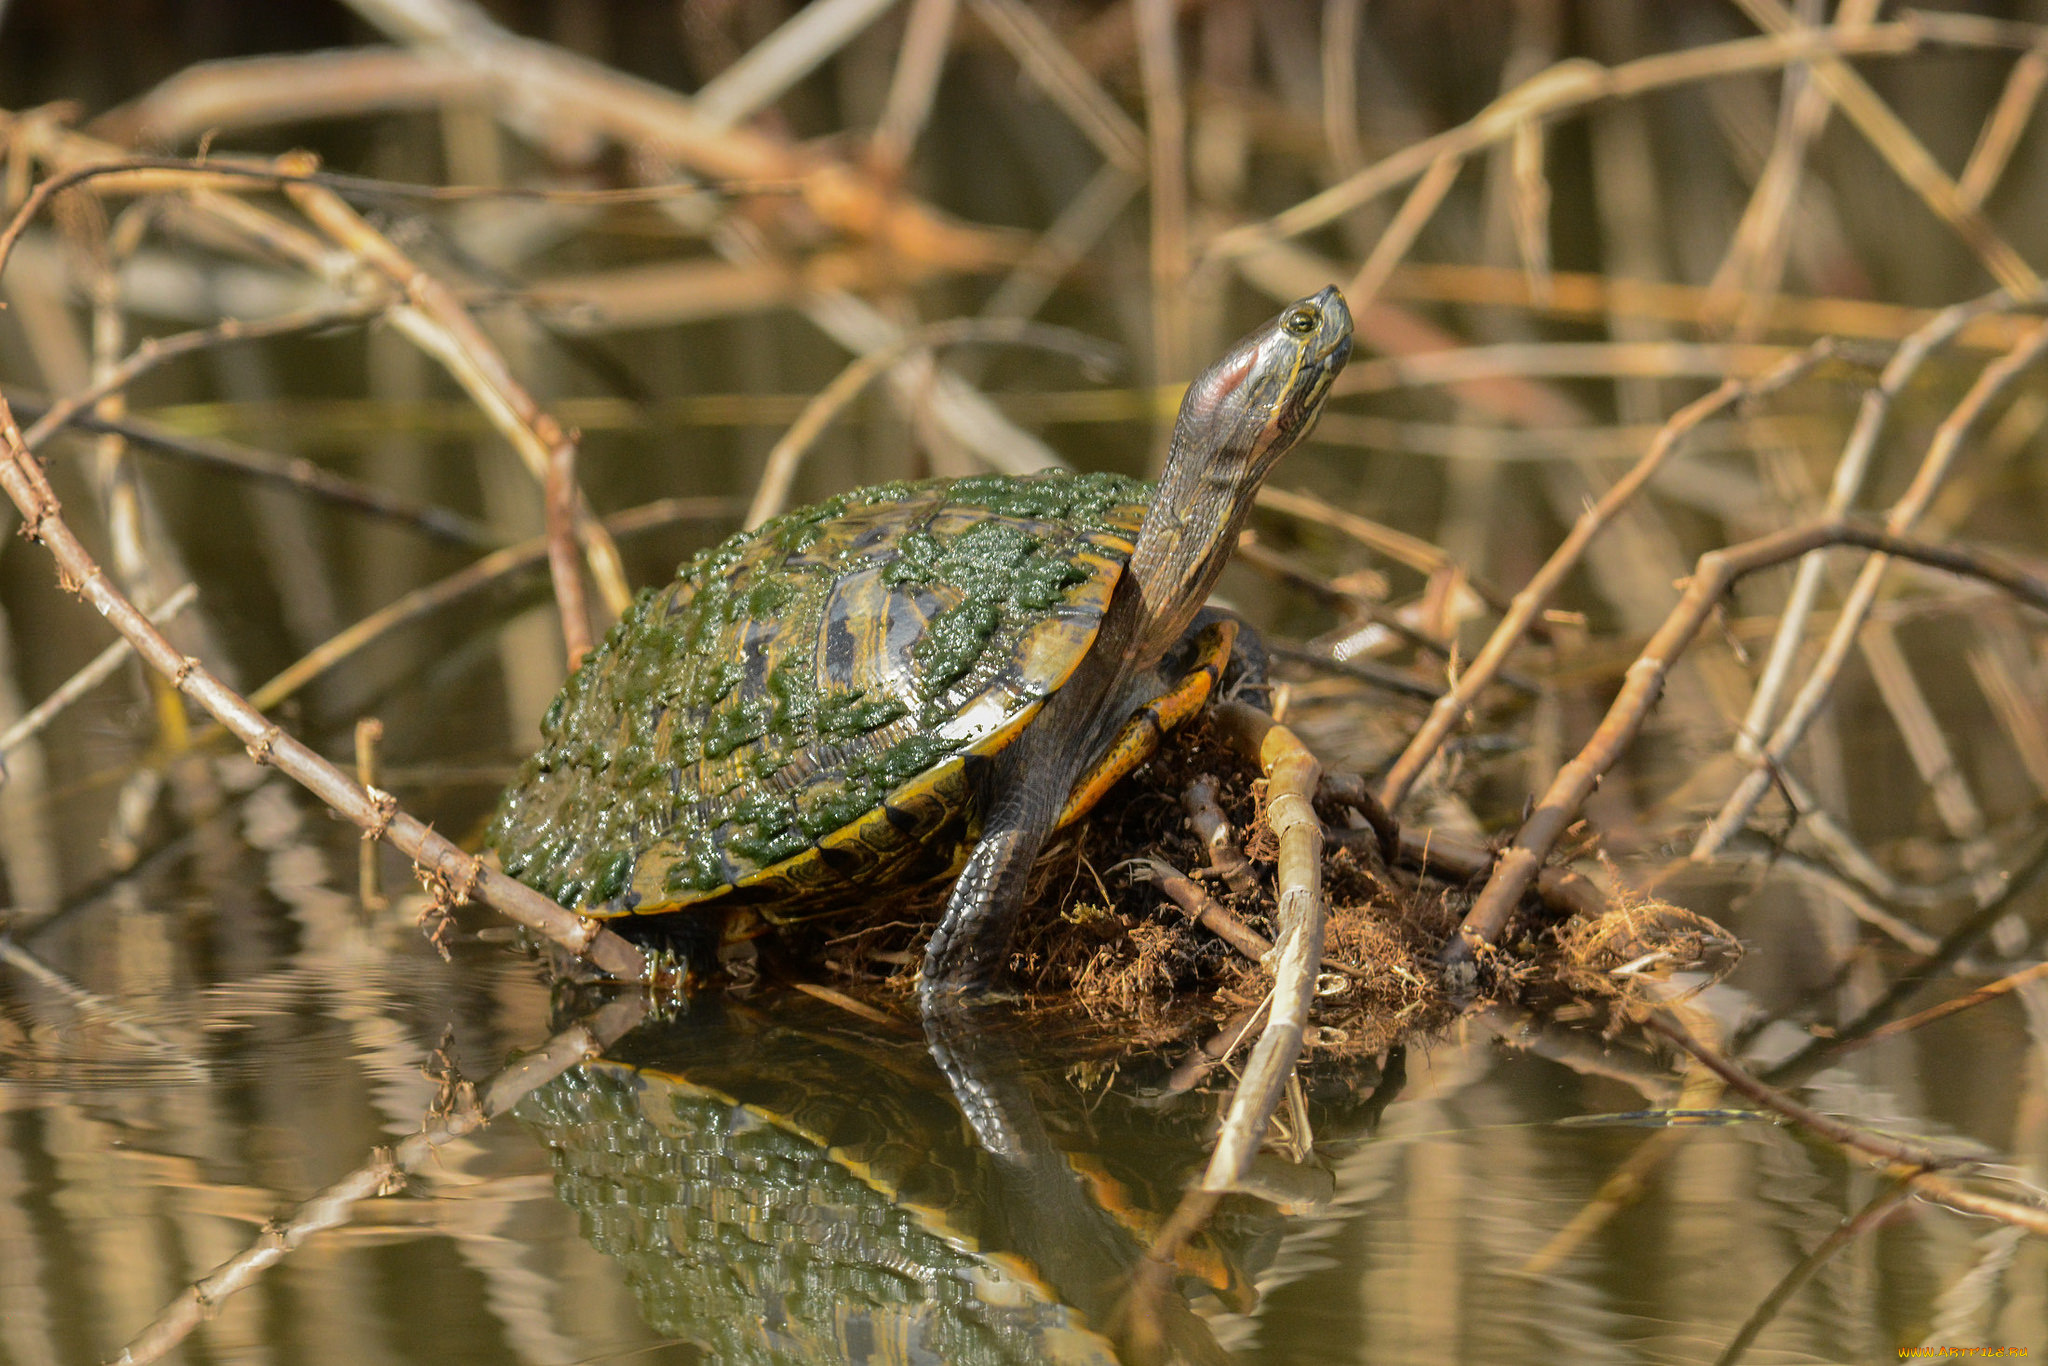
[1053,616,1238,830]
[922,616,1255,1007]
[918,799,1051,1006]
[918,696,1081,1007]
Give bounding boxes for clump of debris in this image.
[771,716,1738,1069]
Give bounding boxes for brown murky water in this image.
[5,2,2048,1362]
[5,696,2044,1364]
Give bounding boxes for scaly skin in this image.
[919,287,1356,1009]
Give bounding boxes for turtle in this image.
[490,287,1354,1007]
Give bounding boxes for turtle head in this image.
[1168,285,1353,494]
[1123,288,1352,661]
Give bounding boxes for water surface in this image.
[4,752,2042,1364]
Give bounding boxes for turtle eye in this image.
[1283,306,1318,335]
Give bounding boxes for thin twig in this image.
[1323,823,1609,922]
[967,0,1144,175]
[1254,484,1520,621]
[242,499,733,720]
[1763,837,2048,1087]
[1858,619,2006,901]
[1727,0,2039,293]
[0,582,195,765]
[690,0,903,133]
[1264,640,1447,704]
[1384,261,2039,349]
[980,163,1143,323]
[340,0,1017,271]
[1649,1011,2048,1236]
[14,398,498,548]
[1699,0,1855,339]
[0,934,206,1073]
[868,0,959,180]
[1134,0,1190,402]
[1345,152,1464,310]
[743,317,1117,529]
[1642,1012,1960,1170]
[1957,45,2048,210]
[1321,0,1365,175]
[1842,960,2048,1058]
[19,299,385,453]
[1334,339,1809,395]
[1713,1176,1915,1366]
[1206,22,1932,262]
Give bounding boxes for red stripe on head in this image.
[1184,346,1259,422]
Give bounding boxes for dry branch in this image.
[1723,291,2016,793]
[1135,857,1270,963]
[1201,701,1325,1192]
[1380,341,1839,812]
[1181,777,1258,896]
[1696,303,2048,860]
[281,174,624,658]
[1441,520,2048,978]
[0,391,649,982]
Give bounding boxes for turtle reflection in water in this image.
[490,291,1354,1008]
[517,993,1398,1364]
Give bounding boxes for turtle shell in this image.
[490,471,1151,918]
